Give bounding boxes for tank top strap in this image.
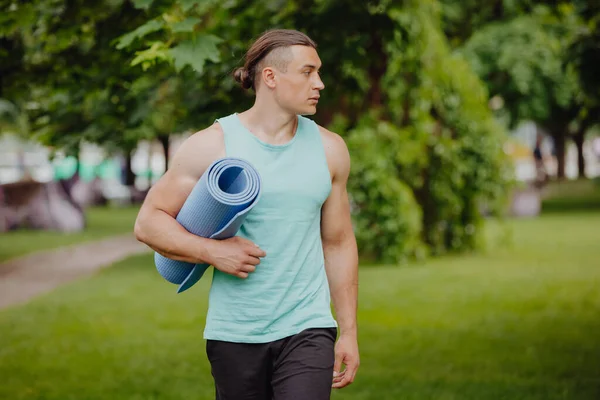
[297,116,330,177]
[297,115,319,143]
[215,114,240,138]
[215,114,249,157]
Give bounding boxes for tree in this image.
[569,0,600,178]
[459,7,581,179]
[1,0,166,183]
[443,1,600,180]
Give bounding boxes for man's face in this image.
[272,45,324,116]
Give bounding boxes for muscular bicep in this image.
[321,130,353,246]
[321,178,352,246]
[137,124,224,219]
[141,169,198,219]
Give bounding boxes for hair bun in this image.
[233,67,253,90]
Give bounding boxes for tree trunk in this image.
[159,135,170,171]
[573,129,586,179]
[553,133,566,180]
[74,145,81,178]
[124,150,136,187]
[545,105,580,180]
[365,29,387,111]
[493,0,504,19]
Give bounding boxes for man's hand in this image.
[332,334,360,389]
[206,236,266,279]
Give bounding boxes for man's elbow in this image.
[323,231,352,250]
[133,212,149,244]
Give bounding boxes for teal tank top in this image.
[203,113,337,343]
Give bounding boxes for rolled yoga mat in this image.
[155,157,261,293]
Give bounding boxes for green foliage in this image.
[168,35,222,73]
[445,2,597,179]
[130,40,170,69]
[0,99,26,135]
[171,17,202,32]
[3,0,513,263]
[115,19,165,49]
[331,113,426,263]
[132,0,155,9]
[335,1,512,261]
[116,0,222,73]
[0,0,152,155]
[568,1,600,126]
[439,0,550,46]
[459,11,580,128]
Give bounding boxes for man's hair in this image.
[233,29,317,91]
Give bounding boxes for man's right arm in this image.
[134,123,223,264]
[133,123,266,278]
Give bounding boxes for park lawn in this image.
[0,211,599,399]
[541,178,600,212]
[0,205,140,263]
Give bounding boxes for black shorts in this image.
[206,327,337,400]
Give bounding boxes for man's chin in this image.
[299,106,318,116]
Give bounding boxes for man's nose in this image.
[313,75,325,90]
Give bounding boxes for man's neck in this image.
[237,98,298,145]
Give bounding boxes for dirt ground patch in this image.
[0,235,150,309]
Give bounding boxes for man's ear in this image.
[262,67,277,89]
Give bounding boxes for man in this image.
[134,28,359,400]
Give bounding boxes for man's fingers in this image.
[241,264,256,273]
[246,256,261,266]
[332,369,345,378]
[248,246,266,258]
[332,370,345,384]
[332,379,347,389]
[332,375,352,389]
[333,352,343,377]
[332,374,346,388]
[332,360,358,389]
[346,360,359,384]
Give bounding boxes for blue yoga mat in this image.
[155,157,261,293]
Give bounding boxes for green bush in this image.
[333,113,426,263]
[334,2,513,263]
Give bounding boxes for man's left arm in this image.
[320,128,360,389]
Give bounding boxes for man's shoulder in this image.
[315,124,350,179]
[169,122,225,176]
[316,124,349,156]
[187,121,225,146]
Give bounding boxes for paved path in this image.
[0,235,150,310]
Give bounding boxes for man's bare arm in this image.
[321,129,358,336]
[320,126,359,388]
[134,123,266,277]
[134,124,224,264]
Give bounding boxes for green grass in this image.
[541,178,600,213]
[0,205,140,263]
[1,211,599,399]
